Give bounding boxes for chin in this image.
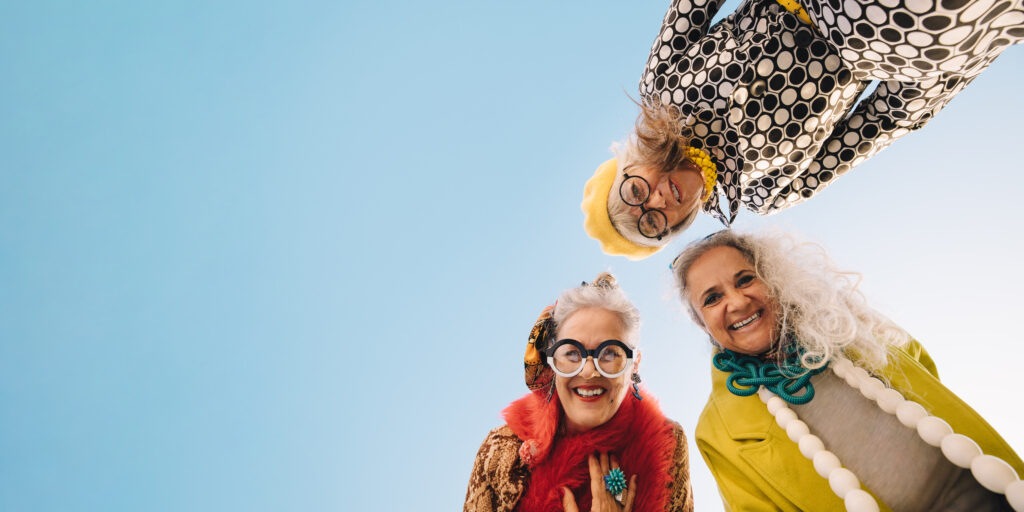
[730,331,774,355]
[744,342,773,356]
[566,411,613,432]
[577,417,608,431]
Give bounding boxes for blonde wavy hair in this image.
[671,230,909,372]
[607,97,700,247]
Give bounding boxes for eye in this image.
[736,273,755,287]
[630,183,643,203]
[702,293,722,307]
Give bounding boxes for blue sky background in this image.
[1,1,1022,510]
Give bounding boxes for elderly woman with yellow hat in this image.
[583,0,1023,260]
[463,273,693,512]
[583,101,719,261]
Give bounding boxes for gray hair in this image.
[552,271,641,349]
[607,142,700,249]
[671,230,908,371]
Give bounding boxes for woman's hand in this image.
[561,452,638,512]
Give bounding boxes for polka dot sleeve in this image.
[634,0,1021,220]
[643,0,730,91]
[761,71,981,212]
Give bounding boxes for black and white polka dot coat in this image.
[642,0,1023,224]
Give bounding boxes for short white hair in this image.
[552,272,641,348]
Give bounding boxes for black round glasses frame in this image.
[619,173,669,240]
[543,339,635,378]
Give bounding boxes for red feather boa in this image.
[503,389,677,512]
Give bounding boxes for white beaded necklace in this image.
[756,357,1024,512]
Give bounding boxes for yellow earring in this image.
[683,146,718,202]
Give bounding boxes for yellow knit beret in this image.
[581,158,662,261]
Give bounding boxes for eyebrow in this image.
[699,270,751,300]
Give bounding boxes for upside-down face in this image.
[622,162,705,233]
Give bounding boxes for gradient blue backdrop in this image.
[1,1,1022,510]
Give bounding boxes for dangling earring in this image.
[546,379,556,403]
[631,373,643,401]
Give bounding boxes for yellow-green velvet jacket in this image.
[695,341,1024,511]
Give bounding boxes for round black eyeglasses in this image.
[544,339,635,378]
[619,173,669,240]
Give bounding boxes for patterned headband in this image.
[523,304,556,391]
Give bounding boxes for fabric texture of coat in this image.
[642,0,1023,224]
[695,340,1024,511]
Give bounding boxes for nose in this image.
[581,357,601,378]
[646,187,667,209]
[724,289,750,312]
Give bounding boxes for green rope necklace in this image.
[712,345,828,405]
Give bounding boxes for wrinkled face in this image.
[624,162,705,230]
[684,246,778,355]
[554,307,636,433]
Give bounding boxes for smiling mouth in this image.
[573,386,606,398]
[669,179,681,202]
[730,312,761,330]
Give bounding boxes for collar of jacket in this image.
[679,107,740,228]
[706,341,1023,511]
[705,364,852,512]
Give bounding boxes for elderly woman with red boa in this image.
[463,273,693,512]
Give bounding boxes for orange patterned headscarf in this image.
[524,304,556,391]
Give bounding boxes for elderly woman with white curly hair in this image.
[464,272,693,512]
[670,230,1023,511]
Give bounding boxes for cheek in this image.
[606,377,629,403]
[701,308,724,335]
[756,292,779,323]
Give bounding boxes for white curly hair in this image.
[671,230,909,371]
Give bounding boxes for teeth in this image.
[670,181,680,201]
[574,388,606,397]
[731,312,760,330]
